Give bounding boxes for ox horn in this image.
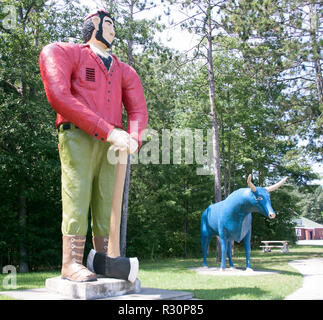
[265,177,288,192]
[247,174,257,192]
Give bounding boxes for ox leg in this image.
[200,211,212,267]
[243,230,253,271]
[227,240,234,268]
[201,234,211,267]
[220,238,227,270]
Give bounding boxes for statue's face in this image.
[92,15,115,48]
[101,16,115,45]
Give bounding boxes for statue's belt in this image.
[57,123,79,132]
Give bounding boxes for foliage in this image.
[0,0,88,270]
[292,185,323,224]
[222,0,323,158]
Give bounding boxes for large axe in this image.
[107,150,128,258]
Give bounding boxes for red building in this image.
[294,217,323,240]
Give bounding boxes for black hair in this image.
[82,11,115,46]
[82,19,95,43]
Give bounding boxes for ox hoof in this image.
[245,268,254,272]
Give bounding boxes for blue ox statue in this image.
[201,175,287,271]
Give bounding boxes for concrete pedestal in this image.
[0,286,195,300]
[45,276,141,300]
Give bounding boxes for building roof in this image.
[294,217,323,229]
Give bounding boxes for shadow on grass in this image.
[0,272,60,292]
[191,286,270,300]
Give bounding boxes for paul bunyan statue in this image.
[39,9,148,282]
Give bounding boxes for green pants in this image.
[58,126,116,236]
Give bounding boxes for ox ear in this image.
[265,177,288,192]
[247,174,257,192]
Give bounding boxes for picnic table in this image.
[260,241,289,253]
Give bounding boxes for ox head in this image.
[247,174,288,219]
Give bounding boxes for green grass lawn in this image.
[139,245,323,300]
[0,245,322,300]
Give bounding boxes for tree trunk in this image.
[19,181,29,273]
[17,9,29,272]
[184,197,189,258]
[206,3,222,263]
[206,5,222,203]
[227,127,231,195]
[309,3,323,106]
[184,214,188,258]
[221,112,227,198]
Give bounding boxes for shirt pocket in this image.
[79,65,98,90]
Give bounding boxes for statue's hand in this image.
[107,128,138,154]
[107,128,129,152]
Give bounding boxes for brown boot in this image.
[92,236,109,254]
[61,235,97,282]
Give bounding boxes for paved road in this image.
[285,258,323,300]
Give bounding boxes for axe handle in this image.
[107,150,128,258]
